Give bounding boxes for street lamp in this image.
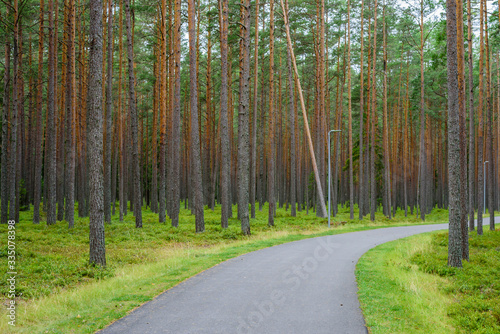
[328,129,342,228]
[484,161,489,215]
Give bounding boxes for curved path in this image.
[99,217,493,334]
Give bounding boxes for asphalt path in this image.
[98,217,494,334]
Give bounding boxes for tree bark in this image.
[45,0,57,225]
[103,0,113,223]
[250,0,259,219]
[467,0,475,231]
[187,0,205,232]
[125,0,142,228]
[170,0,181,227]
[456,0,468,259]
[65,0,76,228]
[88,0,106,267]
[219,0,230,228]
[446,0,462,268]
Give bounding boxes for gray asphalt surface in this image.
[98,217,493,334]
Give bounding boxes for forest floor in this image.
[0,203,454,333]
[357,222,500,334]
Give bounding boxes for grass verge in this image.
[0,203,449,333]
[356,226,500,334]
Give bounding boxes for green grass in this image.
[0,202,448,333]
[357,225,500,334]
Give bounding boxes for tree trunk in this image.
[456,0,468,259]
[484,7,495,230]
[187,0,205,232]
[103,0,113,223]
[358,0,365,220]
[477,0,485,235]
[170,0,181,227]
[125,0,142,228]
[250,0,259,219]
[370,0,378,221]
[45,0,57,225]
[467,0,475,231]
[446,0,462,268]
[418,0,426,220]
[88,0,106,267]
[347,0,354,220]
[268,0,276,226]
[65,0,76,228]
[219,0,230,228]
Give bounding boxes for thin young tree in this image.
[125,0,142,228]
[187,0,205,232]
[88,0,106,267]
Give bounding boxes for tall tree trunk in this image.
[484,7,495,230]
[219,0,230,228]
[250,0,259,219]
[170,0,181,227]
[1,9,11,224]
[370,0,378,221]
[467,0,475,231]
[358,0,365,220]
[347,0,354,220]
[88,0,106,267]
[237,0,251,234]
[187,0,205,232]
[125,0,142,228]
[65,0,76,228]
[418,0,426,220]
[45,0,57,225]
[268,0,276,226]
[104,0,113,223]
[456,0,468,259]
[446,0,462,268]
[477,0,485,235]
[158,0,167,221]
[285,0,295,218]
[382,3,391,219]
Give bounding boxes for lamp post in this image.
[328,129,342,228]
[484,161,489,215]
